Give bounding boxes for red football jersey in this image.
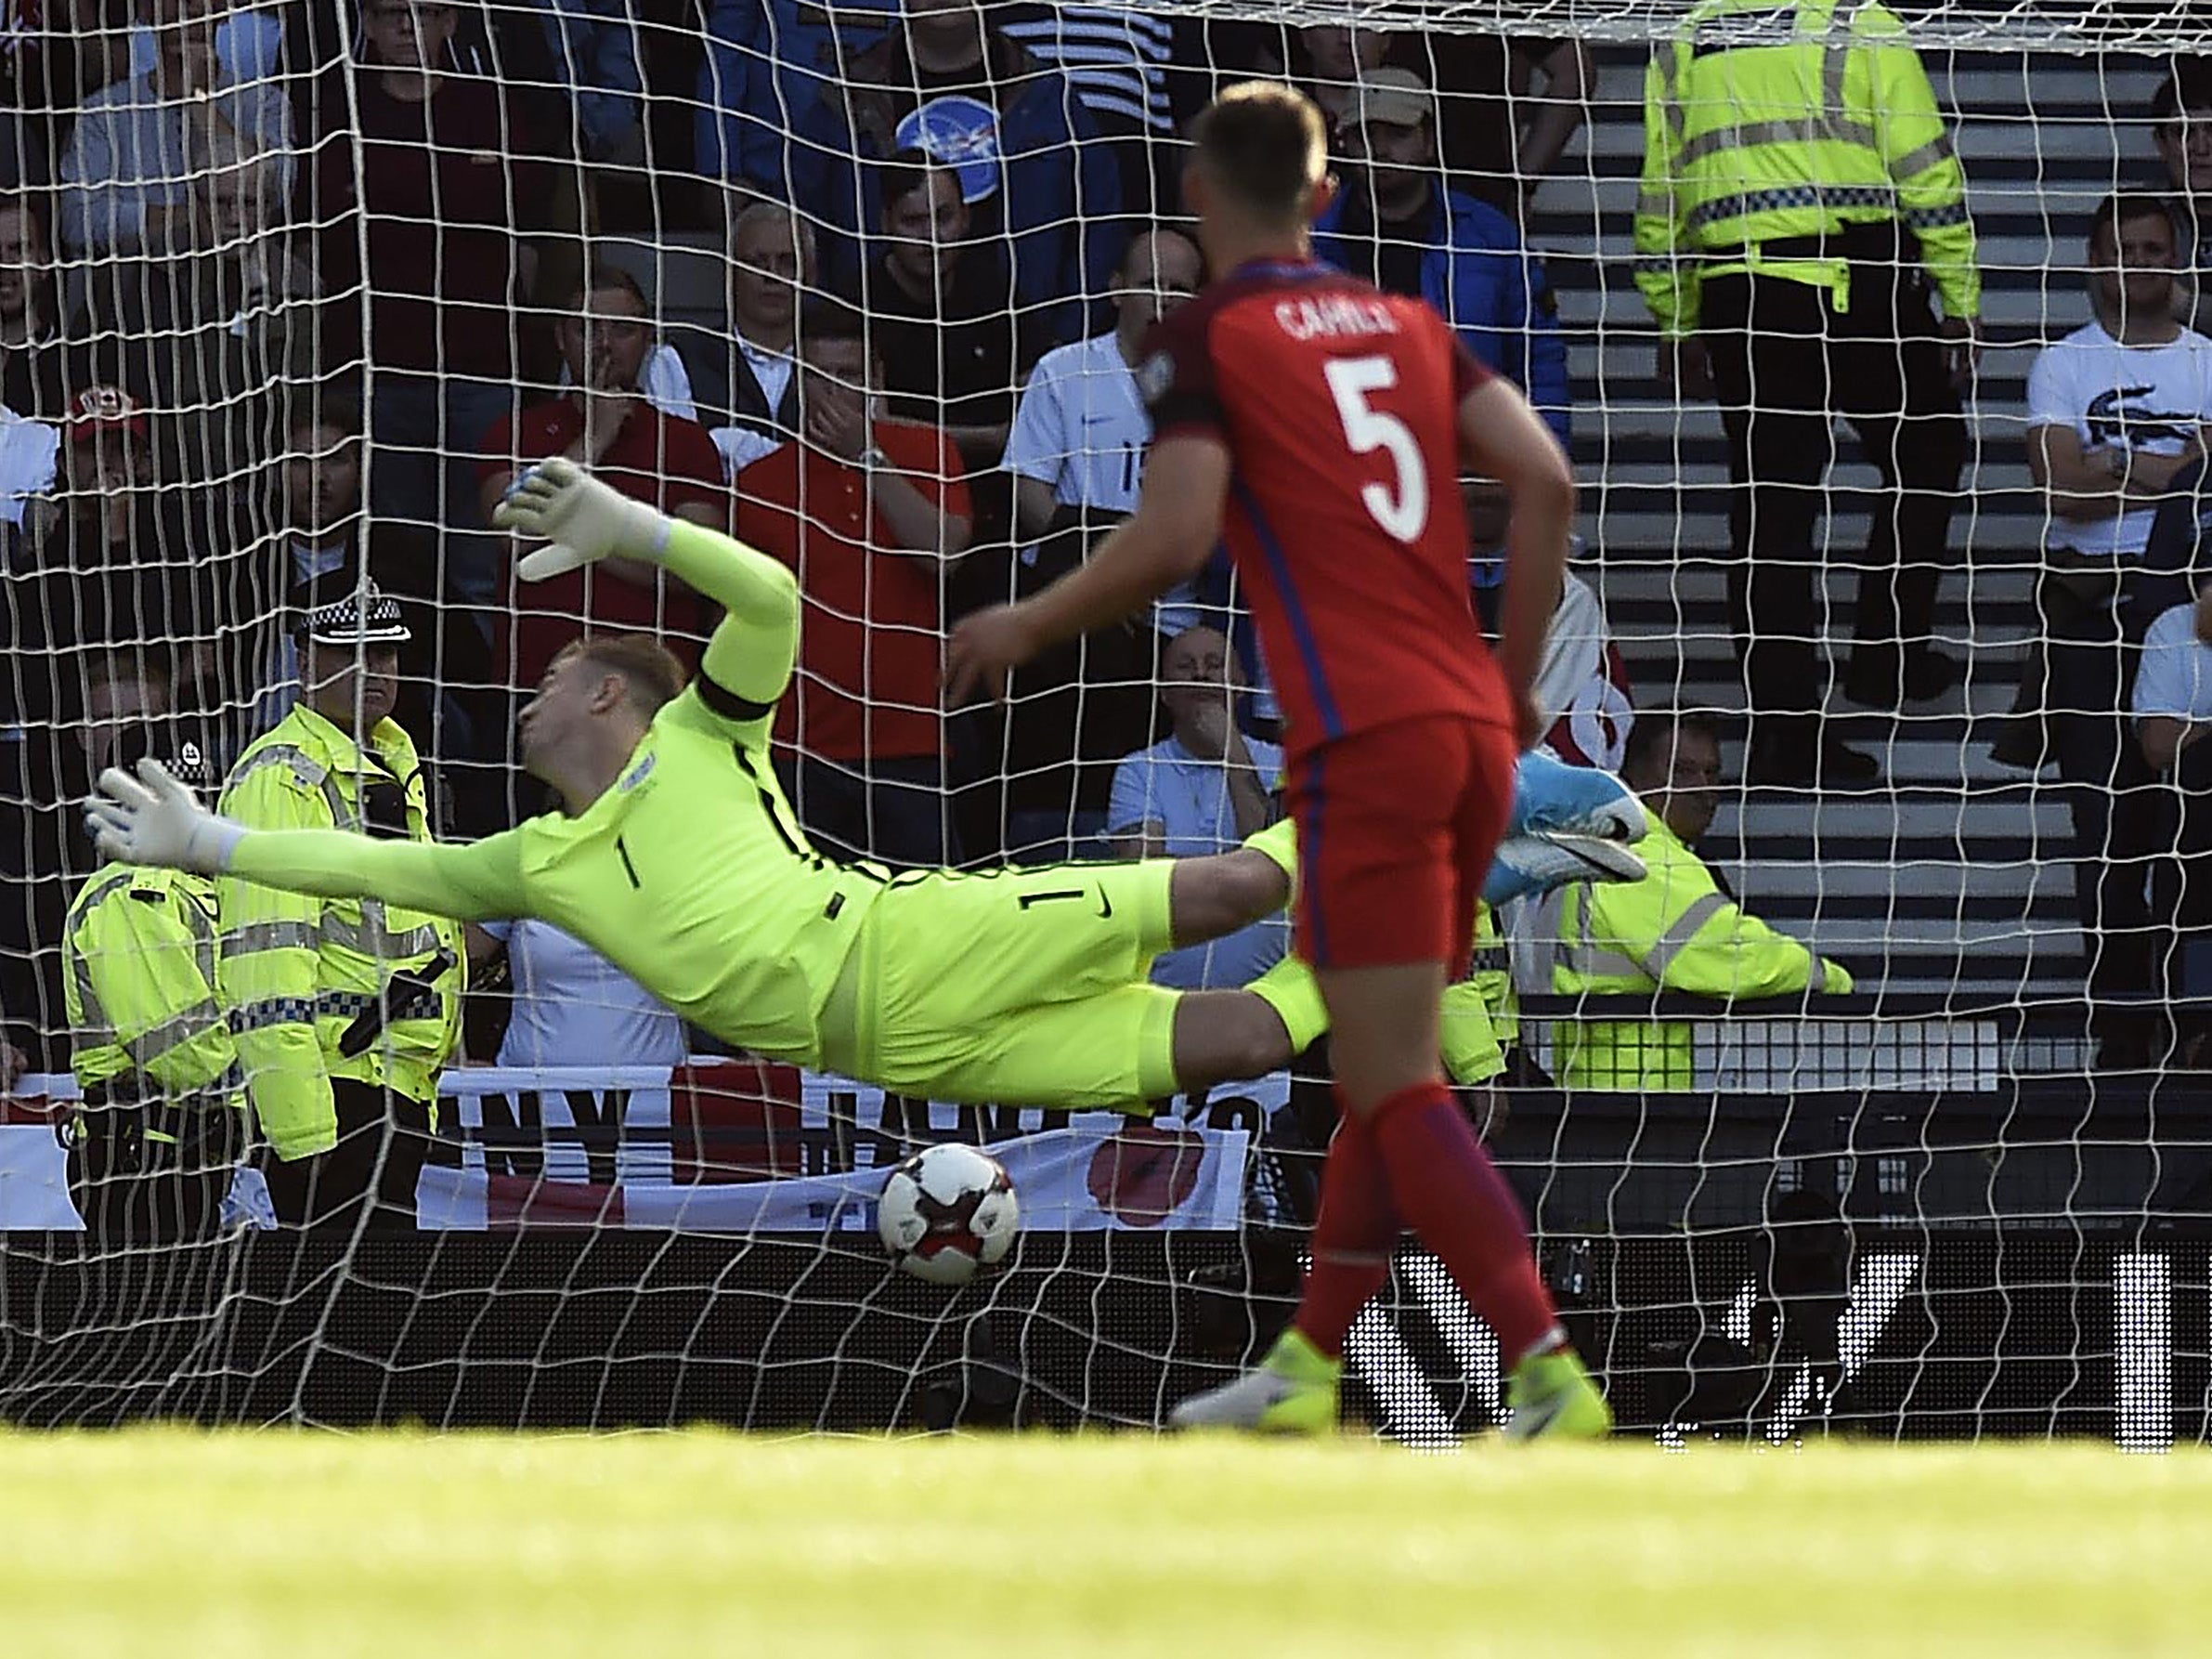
[1142,261,1508,757]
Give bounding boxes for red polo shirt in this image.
[735,421,969,764]
[482,398,730,689]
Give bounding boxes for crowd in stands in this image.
[6,0,2212,1116]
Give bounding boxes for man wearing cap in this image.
[1314,66,1570,447]
[214,578,464,1231]
[62,656,245,1246]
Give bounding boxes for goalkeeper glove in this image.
[85,758,246,874]
[492,456,672,580]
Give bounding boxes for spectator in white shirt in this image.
[995,226,1203,861]
[470,918,685,1070]
[1107,626,1287,990]
[2024,191,2212,1067]
[669,200,813,478]
[58,0,293,255]
[2135,596,2212,1045]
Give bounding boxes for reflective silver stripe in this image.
[220,920,319,958]
[127,999,225,1067]
[1890,132,1955,181]
[1644,893,1733,978]
[1634,188,1677,225]
[1808,954,1830,992]
[1679,117,1877,167]
[1563,942,1648,982]
[1633,255,1679,275]
[70,952,111,1038]
[228,742,351,826]
[1823,0,1865,122]
[320,906,441,960]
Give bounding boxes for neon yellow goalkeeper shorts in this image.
[820,859,1184,1110]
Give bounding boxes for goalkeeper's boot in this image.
[1514,750,1649,844]
[1168,1326,1340,1435]
[1501,1345,1613,1443]
[1483,831,1646,908]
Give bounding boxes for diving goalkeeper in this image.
[87,462,1637,1110]
[87,461,1344,1110]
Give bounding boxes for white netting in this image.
[0,0,2207,1443]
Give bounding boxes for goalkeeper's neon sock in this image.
[1369,1081,1560,1364]
[1290,1108,1399,1357]
[1503,1346,1614,1442]
[1243,816,1299,884]
[1246,955,1330,1054]
[1166,1326,1342,1434]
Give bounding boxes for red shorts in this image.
[1284,714,1516,973]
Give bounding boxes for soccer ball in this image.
[878,1143,1020,1286]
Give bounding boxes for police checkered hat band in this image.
[295,577,410,646]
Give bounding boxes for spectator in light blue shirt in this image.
[532,0,646,163]
[1107,627,1288,991]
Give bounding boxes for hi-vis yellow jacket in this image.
[1633,0,1979,338]
[63,862,242,1108]
[215,704,462,1160]
[1552,816,1851,1091]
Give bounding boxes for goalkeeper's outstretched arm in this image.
[499,456,800,725]
[85,760,530,918]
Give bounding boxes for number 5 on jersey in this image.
[1324,354,1430,545]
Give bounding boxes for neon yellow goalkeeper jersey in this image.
[223,521,891,1065]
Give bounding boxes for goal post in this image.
[0,0,2205,1444]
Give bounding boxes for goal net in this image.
[0,0,2206,1446]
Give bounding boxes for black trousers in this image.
[2038,578,2168,1057]
[49,1100,244,1424]
[67,1098,241,1248]
[258,1078,434,1234]
[1701,263,1968,734]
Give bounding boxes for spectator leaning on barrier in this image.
[771,0,1124,342]
[481,262,729,696]
[58,0,293,256]
[1315,67,1570,447]
[1549,711,1851,1093]
[2024,191,2212,1071]
[735,301,971,868]
[1634,0,1978,786]
[215,580,464,1232]
[1106,626,1287,991]
[667,200,812,473]
[2134,597,2212,1046]
[62,695,243,1246]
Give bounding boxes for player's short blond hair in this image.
[1189,82,1329,227]
[553,634,689,716]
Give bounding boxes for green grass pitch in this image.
[7,1432,2211,1656]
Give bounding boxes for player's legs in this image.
[1165,843,1291,947]
[1174,718,1607,1438]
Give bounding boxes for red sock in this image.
[1368,1081,1561,1364]
[1291,1107,1399,1358]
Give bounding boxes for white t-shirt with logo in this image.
[2026,320,2212,557]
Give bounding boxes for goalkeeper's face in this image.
[518,654,602,781]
